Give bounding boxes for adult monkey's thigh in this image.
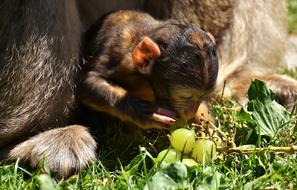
[0,0,95,178]
[0,0,150,179]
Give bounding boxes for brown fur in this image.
[144,0,297,107]
[8,125,96,179]
[79,10,218,129]
[212,0,294,105]
[1,0,295,179]
[144,0,234,43]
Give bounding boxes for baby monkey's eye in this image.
[179,93,193,100]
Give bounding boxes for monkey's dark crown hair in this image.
[149,22,218,92]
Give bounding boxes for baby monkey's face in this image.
[169,87,206,119]
[149,23,218,120]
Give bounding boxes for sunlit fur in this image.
[214,0,289,104]
[145,0,297,107]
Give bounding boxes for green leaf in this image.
[248,100,289,138]
[246,80,290,139]
[122,153,144,178]
[196,168,221,190]
[238,108,255,124]
[247,80,276,103]
[144,171,178,190]
[144,162,190,190]
[162,162,187,183]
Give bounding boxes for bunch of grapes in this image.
[156,128,219,166]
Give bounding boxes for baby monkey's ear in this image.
[132,36,161,74]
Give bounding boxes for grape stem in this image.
[217,145,297,154]
[192,122,236,148]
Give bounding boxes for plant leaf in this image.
[247,80,276,103]
[248,99,289,138]
[247,80,290,139]
[121,153,144,179]
[144,162,189,190]
[196,169,221,190]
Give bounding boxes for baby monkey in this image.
[79,10,218,129]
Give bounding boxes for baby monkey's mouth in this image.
[152,107,177,125]
[157,107,177,118]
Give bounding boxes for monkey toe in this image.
[8,125,97,179]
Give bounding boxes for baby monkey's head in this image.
[133,21,218,119]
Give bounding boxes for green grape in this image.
[156,149,181,164]
[182,158,198,167]
[192,138,216,165]
[170,128,195,154]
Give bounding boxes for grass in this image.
[289,0,297,34]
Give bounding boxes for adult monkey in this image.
[0,0,146,179]
[0,0,295,179]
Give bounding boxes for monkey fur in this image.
[145,0,297,107]
[1,0,296,179]
[79,10,218,130]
